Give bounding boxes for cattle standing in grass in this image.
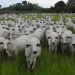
[61,30,74,55]
[25,37,41,70]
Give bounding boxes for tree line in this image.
[0,0,75,13]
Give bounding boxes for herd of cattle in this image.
[0,13,75,69]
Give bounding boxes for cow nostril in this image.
[4,49,7,55]
[34,28,36,31]
[63,43,66,45]
[33,51,37,54]
[73,44,75,46]
[52,42,55,45]
[4,49,6,51]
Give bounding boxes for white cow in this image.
[66,21,75,30]
[61,30,74,55]
[25,37,41,70]
[0,37,7,52]
[56,27,62,36]
[9,27,22,39]
[4,35,28,57]
[0,37,10,55]
[0,28,10,39]
[46,29,59,53]
[33,28,44,41]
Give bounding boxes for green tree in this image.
[22,1,27,5]
[15,3,22,11]
[0,5,2,9]
[67,0,75,5]
[55,1,66,8]
[54,1,66,13]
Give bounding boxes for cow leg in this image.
[55,45,57,53]
[49,45,51,52]
[62,45,64,54]
[70,44,74,56]
[52,44,55,53]
[26,57,30,68]
[62,43,67,54]
[14,50,18,57]
[32,57,36,70]
[30,61,33,69]
[6,49,13,57]
[29,57,33,69]
[46,39,48,46]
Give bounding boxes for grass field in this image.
[0,14,75,75]
[0,47,75,75]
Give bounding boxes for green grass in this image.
[53,14,60,22]
[21,14,45,20]
[0,47,75,75]
[0,14,75,75]
[66,15,74,20]
[67,28,75,33]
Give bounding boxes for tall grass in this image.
[53,14,60,22]
[0,14,75,75]
[0,47,75,75]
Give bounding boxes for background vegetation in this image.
[0,14,74,75]
[0,47,75,75]
[0,0,75,13]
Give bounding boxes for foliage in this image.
[22,1,27,5]
[0,0,75,13]
[0,47,75,75]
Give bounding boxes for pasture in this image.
[0,13,75,75]
[0,47,75,75]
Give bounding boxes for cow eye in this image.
[2,27,5,29]
[62,27,65,28]
[47,28,49,29]
[43,26,45,28]
[57,26,59,28]
[55,37,58,39]
[48,37,51,39]
[0,42,3,44]
[7,42,11,45]
[26,44,30,48]
[12,29,15,30]
[6,28,9,30]
[68,37,70,38]
[19,29,21,32]
[66,36,68,38]
[18,26,20,28]
[36,44,41,47]
[30,31,33,33]
[66,36,70,38]
[24,31,26,32]
[24,34,28,35]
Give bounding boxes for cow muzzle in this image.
[52,42,55,45]
[4,49,7,55]
[33,51,37,54]
[63,43,66,45]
